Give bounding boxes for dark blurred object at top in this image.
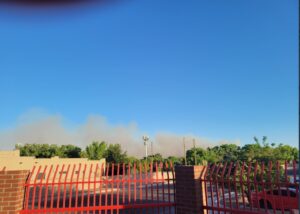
[0,0,121,8]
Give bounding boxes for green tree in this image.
[104,144,127,164]
[207,144,240,162]
[35,144,59,158]
[85,141,107,160]
[240,136,273,162]
[16,144,38,157]
[124,156,139,166]
[58,145,81,158]
[147,153,163,163]
[273,144,299,163]
[186,147,207,165]
[240,143,261,162]
[16,144,59,158]
[206,148,220,163]
[253,136,268,146]
[164,156,183,166]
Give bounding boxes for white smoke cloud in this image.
[0,109,240,157]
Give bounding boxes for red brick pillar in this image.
[175,165,207,214]
[0,170,29,214]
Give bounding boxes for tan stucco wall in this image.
[0,150,106,189]
[0,149,20,158]
[0,150,105,171]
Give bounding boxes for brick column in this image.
[175,165,207,214]
[0,170,29,214]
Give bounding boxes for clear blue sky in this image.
[0,0,298,147]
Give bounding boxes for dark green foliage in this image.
[35,144,59,158]
[238,136,298,163]
[206,144,241,163]
[186,147,207,165]
[185,136,298,165]
[15,135,299,165]
[164,156,184,166]
[85,141,107,160]
[15,143,82,158]
[146,153,163,163]
[273,144,298,162]
[124,156,139,166]
[58,145,82,158]
[103,144,127,164]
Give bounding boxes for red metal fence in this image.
[20,162,175,214]
[201,160,299,214]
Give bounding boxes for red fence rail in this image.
[21,162,176,214]
[202,160,299,214]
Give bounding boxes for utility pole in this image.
[183,137,187,165]
[142,136,149,161]
[193,138,197,165]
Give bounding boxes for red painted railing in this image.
[21,162,176,213]
[202,160,299,214]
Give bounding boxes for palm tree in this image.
[85,141,107,160]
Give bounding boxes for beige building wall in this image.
[0,149,20,158]
[0,150,106,187]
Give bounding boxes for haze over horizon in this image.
[0,0,298,152]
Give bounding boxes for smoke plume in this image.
[0,109,240,157]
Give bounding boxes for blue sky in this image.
[0,0,298,150]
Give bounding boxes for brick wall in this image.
[0,170,29,214]
[175,165,207,214]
